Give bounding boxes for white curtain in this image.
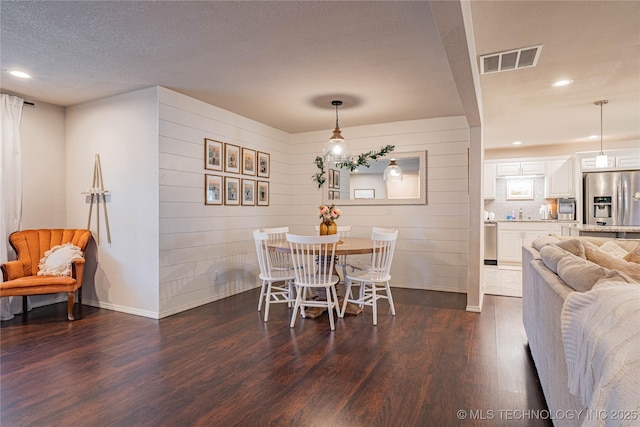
[0,94,25,320]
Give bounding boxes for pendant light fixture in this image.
[595,100,609,168]
[323,100,351,162]
[383,158,403,181]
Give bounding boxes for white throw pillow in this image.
[37,243,83,276]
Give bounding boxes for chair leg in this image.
[67,292,75,321]
[287,279,294,308]
[340,280,353,317]
[386,281,396,315]
[257,280,267,312]
[290,289,302,328]
[331,285,340,319]
[22,296,28,316]
[326,286,335,331]
[372,282,377,326]
[264,282,272,322]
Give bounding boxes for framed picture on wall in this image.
[241,179,255,206]
[257,151,270,178]
[204,138,223,171]
[257,181,269,206]
[225,143,241,174]
[332,169,340,189]
[205,174,223,205]
[506,179,534,200]
[354,189,375,199]
[329,190,340,200]
[224,176,240,205]
[242,148,256,176]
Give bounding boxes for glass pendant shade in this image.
[595,153,608,168]
[323,100,351,162]
[383,159,403,181]
[323,127,351,162]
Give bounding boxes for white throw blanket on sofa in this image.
[561,281,640,427]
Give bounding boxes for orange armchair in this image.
[1,229,92,320]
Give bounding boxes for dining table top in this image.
[268,237,375,255]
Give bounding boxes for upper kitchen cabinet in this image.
[545,157,574,198]
[484,163,496,199]
[580,148,640,171]
[496,161,545,177]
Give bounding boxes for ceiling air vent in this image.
[480,45,542,75]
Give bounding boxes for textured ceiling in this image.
[1,1,639,150]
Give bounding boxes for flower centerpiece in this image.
[318,204,341,235]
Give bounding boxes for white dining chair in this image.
[253,230,296,322]
[263,226,294,272]
[314,224,353,284]
[287,233,341,331]
[340,229,398,325]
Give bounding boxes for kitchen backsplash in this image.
[484,177,557,220]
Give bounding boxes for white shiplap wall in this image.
[291,117,471,293]
[158,88,292,317]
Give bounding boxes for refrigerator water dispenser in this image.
[593,196,612,224]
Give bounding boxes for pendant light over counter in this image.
[383,158,403,181]
[323,100,351,162]
[595,100,609,168]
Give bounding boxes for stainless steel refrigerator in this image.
[584,170,640,226]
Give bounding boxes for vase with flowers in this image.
[318,204,341,235]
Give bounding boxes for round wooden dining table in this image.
[267,237,375,255]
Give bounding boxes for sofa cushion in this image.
[599,241,628,258]
[556,254,609,292]
[582,241,640,282]
[532,235,561,251]
[613,240,640,252]
[540,244,571,274]
[556,239,586,258]
[623,243,640,264]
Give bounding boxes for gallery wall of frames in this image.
[204,138,270,206]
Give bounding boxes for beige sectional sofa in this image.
[522,235,640,427]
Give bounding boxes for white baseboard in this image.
[82,299,159,319]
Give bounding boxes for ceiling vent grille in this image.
[480,45,543,74]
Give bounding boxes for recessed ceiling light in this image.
[9,70,31,79]
[552,79,572,87]
[512,141,523,145]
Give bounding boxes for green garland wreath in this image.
[312,145,395,188]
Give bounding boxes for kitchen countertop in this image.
[560,223,640,233]
[484,219,578,224]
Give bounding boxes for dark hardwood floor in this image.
[1,289,550,426]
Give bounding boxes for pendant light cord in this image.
[595,99,608,155]
[331,100,342,129]
[600,101,603,154]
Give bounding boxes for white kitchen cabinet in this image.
[580,149,640,171]
[496,161,545,177]
[496,162,520,176]
[616,154,640,169]
[545,158,574,198]
[484,163,496,199]
[581,156,616,170]
[521,161,546,175]
[497,222,563,266]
